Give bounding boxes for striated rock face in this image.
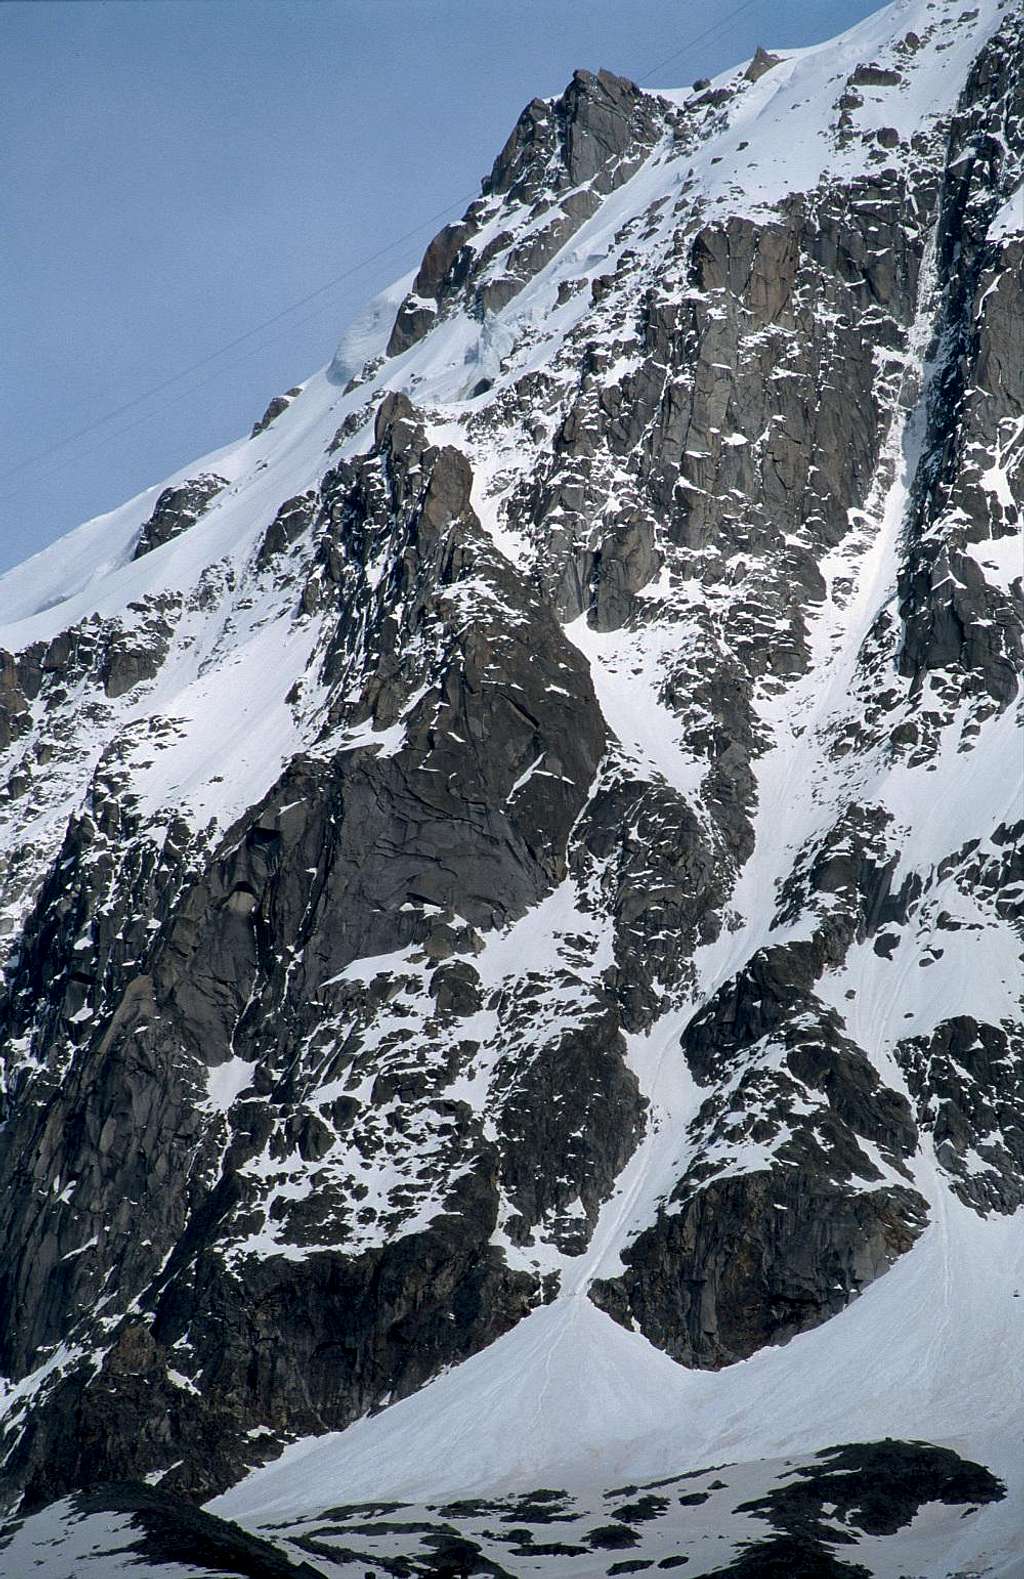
[896,21,1024,710]
[386,68,671,356]
[592,937,931,1366]
[592,1169,928,1369]
[0,0,1020,1558]
[132,474,227,559]
[0,393,639,1505]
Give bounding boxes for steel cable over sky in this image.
[1,0,765,501]
[0,191,478,492]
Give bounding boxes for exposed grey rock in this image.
[0,8,1019,1546]
[849,63,902,88]
[590,949,929,1365]
[0,649,39,749]
[896,1016,1024,1213]
[0,389,632,1508]
[744,46,782,83]
[255,490,318,569]
[598,1166,927,1368]
[0,1482,328,1577]
[250,386,302,438]
[387,68,669,355]
[720,1441,1004,1575]
[101,600,178,698]
[132,474,227,559]
[494,1009,645,1253]
[897,16,1024,710]
[9,1439,1000,1577]
[429,960,483,1016]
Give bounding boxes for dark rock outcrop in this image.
[897,16,1024,710]
[4,1440,1002,1577]
[0,7,1019,1547]
[132,473,227,559]
[896,1016,1024,1213]
[591,1168,927,1368]
[387,69,669,356]
[251,386,302,438]
[0,391,640,1508]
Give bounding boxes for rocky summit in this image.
[0,0,1021,1574]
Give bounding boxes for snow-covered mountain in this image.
[1,0,1022,1574]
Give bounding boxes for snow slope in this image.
[0,0,1020,1570]
[202,0,1021,1561]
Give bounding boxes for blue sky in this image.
[1,0,883,574]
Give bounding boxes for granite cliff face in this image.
[0,1,1021,1574]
